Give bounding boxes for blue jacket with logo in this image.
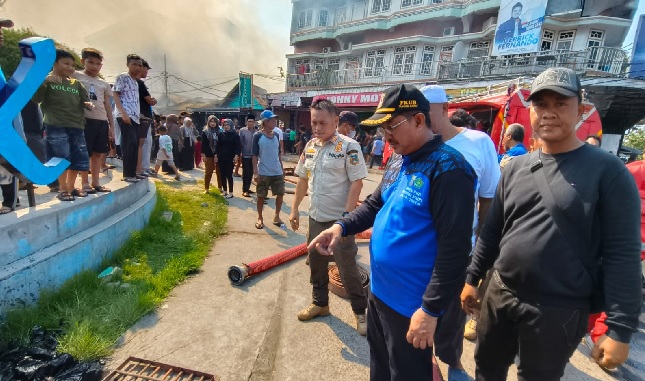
[339,136,477,317]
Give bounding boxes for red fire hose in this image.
[228,243,308,285]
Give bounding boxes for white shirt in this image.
[446,128,501,248]
[113,73,140,123]
[273,127,283,140]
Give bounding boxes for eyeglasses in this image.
[378,113,418,135]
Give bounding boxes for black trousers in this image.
[1,176,18,208]
[475,271,588,381]
[117,118,139,178]
[242,157,253,193]
[368,292,434,381]
[218,159,234,192]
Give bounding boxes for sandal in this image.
[0,206,13,214]
[82,186,97,194]
[273,219,284,227]
[93,185,111,193]
[57,191,75,202]
[124,177,140,183]
[71,188,88,197]
[255,220,264,229]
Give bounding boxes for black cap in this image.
[528,68,582,101]
[0,19,14,28]
[339,111,358,127]
[360,84,429,128]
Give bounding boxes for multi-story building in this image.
[269,0,638,128]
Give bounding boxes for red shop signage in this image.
[313,92,382,107]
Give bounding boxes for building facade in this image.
[269,0,636,121]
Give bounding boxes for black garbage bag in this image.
[54,361,103,381]
[14,357,48,379]
[0,326,102,381]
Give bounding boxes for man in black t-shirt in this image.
[461,68,641,379]
[137,60,157,176]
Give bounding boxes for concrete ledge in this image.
[0,181,156,316]
[0,179,151,267]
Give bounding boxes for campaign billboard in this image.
[630,15,645,79]
[492,0,548,56]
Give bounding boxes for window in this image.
[371,0,391,14]
[346,56,362,68]
[540,30,554,52]
[335,7,347,24]
[587,30,605,69]
[298,10,313,29]
[365,49,386,77]
[314,59,325,70]
[393,46,417,75]
[328,59,340,71]
[556,30,575,51]
[420,46,435,75]
[295,58,311,73]
[298,12,306,29]
[587,29,604,48]
[319,10,328,27]
[401,0,423,8]
[467,41,490,59]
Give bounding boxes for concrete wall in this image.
[0,181,157,317]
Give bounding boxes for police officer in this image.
[290,99,368,335]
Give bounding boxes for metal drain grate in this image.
[104,357,219,381]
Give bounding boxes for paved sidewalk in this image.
[106,163,644,381]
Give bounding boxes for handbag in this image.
[530,155,605,313]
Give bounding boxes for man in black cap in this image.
[338,110,359,139]
[461,67,642,379]
[309,84,476,380]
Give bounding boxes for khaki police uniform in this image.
[295,132,368,313]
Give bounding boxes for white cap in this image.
[420,85,448,104]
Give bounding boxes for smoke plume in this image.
[2,0,292,94]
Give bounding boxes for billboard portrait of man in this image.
[495,2,526,44]
[492,0,548,56]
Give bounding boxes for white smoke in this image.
[2,0,293,94]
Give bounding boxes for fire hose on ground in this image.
[228,229,373,286]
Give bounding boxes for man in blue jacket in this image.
[308,84,476,381]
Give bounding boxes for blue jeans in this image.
[45,124,90,171]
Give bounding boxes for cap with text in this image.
[528,67,582,101]
[420,84,448,104]
[260,110,279,121]
[360,84,430,128]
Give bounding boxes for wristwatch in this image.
[342,211,350,217]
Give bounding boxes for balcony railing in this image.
[287,62,441,89]
[285,47,628,90]
[437,47,627,81]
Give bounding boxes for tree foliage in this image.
[623,125,645,159]
[0,27,81,78]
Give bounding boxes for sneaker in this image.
[355,313,367,336]
[464,317,477,340]
[448,368,473,381]
[225,193,234,199]
[297,304,330,321]
[203,189,210,194]
[222,191,228,197]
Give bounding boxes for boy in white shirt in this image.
[152,125,180,181]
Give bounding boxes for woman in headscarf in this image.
[201,115,221,193]
[216,118,241,198]
[179,117,198,170]
[164,114,182,173]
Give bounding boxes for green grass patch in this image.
[0,182,227,360]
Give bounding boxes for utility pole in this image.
[163,54,169,108]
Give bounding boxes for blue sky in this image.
[625,0,645,52]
